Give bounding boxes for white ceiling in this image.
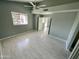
[8,0,43,2]
[39,0,79,7]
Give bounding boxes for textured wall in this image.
[49,12,77,40]
[0,1,34,39]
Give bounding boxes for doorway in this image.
[38,16,50,34]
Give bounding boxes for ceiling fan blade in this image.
[37,5,46,8]
[24,5,33,7]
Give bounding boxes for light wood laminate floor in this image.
[0,42,1,58]
[0,31,67,59]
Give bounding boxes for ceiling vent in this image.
[43,9,48,11]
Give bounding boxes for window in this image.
[11,11,28,25]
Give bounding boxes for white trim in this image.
[32,9,79,15]
[0,35,17,41]
[0,43,3,59]
[66,12,79,51]
[68,40,79,59]
[48,34,66,43]
[51,9,79,14]
[0,30,34,41]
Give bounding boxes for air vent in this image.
[39,15,44,17]
[43,9,48,11]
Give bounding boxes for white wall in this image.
[49,12,77,40]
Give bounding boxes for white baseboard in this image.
[48,34,66,43]
[0,30,34,41]
[0,35,16,41]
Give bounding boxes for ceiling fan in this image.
[24,1,46,10]
[24,2,47,14]
[8,0,48,14]
[24,1,52,14]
